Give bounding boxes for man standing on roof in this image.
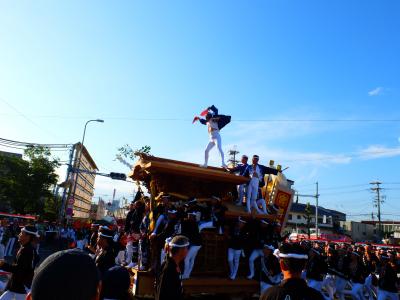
[244,155,266,213]
[193,105,231,168]
[229,154,249,205]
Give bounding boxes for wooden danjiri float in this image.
[129,154,295,299]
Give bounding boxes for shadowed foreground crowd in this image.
[0,197,399,300]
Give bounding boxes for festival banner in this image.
[273,188,294,231]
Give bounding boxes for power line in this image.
[2,112,400,123]
[0,137,72,149]
[0,97,60,139]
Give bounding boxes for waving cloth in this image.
[194,105,231,129]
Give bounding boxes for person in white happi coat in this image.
[244,155,265,213]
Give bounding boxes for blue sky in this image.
[1,1,400,221]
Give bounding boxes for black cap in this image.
[31,249,100,300]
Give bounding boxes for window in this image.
[297,215,301,220]
[288,214,292,220]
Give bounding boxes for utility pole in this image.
[227,145,240,167]
[370,181,383,240]
[315,182,319,239]
[296,181,320,238]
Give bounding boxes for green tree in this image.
[115,144,152,170]
[0,154,29,212]
[116,144,151,161]
[0,146,60,215]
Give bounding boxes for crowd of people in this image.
[0,188,399,300]
[0,209,400,300]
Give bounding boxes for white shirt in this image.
[207,119,219,134]
[249,165,262,182]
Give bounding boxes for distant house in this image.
[0,150,22,159]
[340,221,376,242]
[284,202,346,235]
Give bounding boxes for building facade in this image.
[284,202,346,235]
[340,221,376,242]
[67,143,98,220]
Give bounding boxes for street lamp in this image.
[67,119,104,222]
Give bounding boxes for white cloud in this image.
[368,87,383,96]
[357,145,400,159]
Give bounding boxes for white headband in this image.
[312,248,321,255]
[168,210,177,214]
[261,220,269,225]
[264,244,275,250]
[352,252,360,257]
[169,242,190,248]
[275,249,308,260]
[99,232,113,239]
[239,217,247,223]
[22,228,39,237]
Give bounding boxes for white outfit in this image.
[0,243,5,260]
[228,248,242,279]
[350,282,366,300]
[115,250,126,265]
[0,291,26,300]
[256,198,268,214]
[246,165,263,213]
[335,276,348,300]
[198,221,214,232]
[5,238,16,257]
[183,245,202,279]
[247,249,264,279]
[126,240,137,265]
[160,249,166,264]
[322,274,336,299]
[377,289,398,300]
[260,275,281,294]
[237,184,246,204]
[308,279,323,292]
[364,274,376,300]
[76,239,85,250]
[204,120,225,167]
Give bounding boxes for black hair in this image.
[31,250,99,300]
[101,266,131,300]
[279,243,308,273]
[169,235,189,256]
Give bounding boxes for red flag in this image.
[200,108,209,116]
[192,116,199,123]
